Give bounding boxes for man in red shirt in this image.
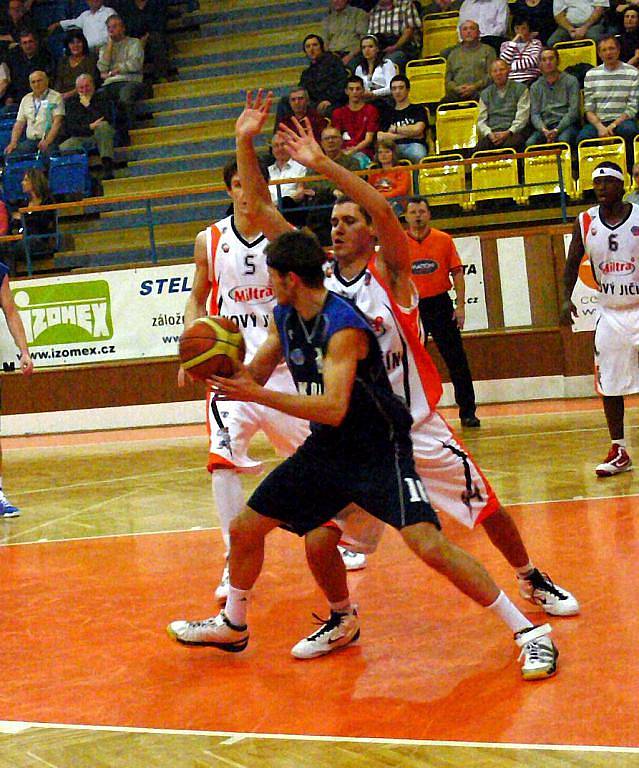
[405,196,480,427]
[330,75,379,168]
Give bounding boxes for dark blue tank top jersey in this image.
[247,291,440,534]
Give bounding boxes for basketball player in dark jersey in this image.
[167,229,559,680]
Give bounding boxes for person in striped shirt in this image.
[576,35,639,163]
[499,17,543,84]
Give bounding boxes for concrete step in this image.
[200,6,323,36]
[151,65,300,100]
[173,24,316,58]
[55,242,194,270]
[173,40,300,67]
[177,52,305,81]
[91,198,227,230]
[102,168,221,196]
[128,115,274,148]
[147,101,245,127]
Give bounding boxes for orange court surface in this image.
[1,398,639,767]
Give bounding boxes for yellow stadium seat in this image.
[577,136,630,195]
[522,142,577,202]
[435,100,479,153]
[406,57,446,104]
[554,39,597,70]
[417,154,470,208]
[470,148,524,207]
[422,12,459,57]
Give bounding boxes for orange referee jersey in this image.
[407,227,462,299]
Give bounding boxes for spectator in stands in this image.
[11,168,56,265]
[526,47,580,146]
[6,30,53,103]
[624,161,639,201]
[121,0,170,82]
[445,19,495,101]
[368,137,411,212]
[0,58,9,106]
[619,7,639,64]
[577,35,639,163]
[0,0,35,53]
[323,0,369,67]
[299,33,349,117]
[476,58,531,150]
[458,0,509,52]
[367,0,422,67]
[510,0,556,44]
[304,124,361,244]
[499,18,543,84]
[278,87,328,143]
[59,73,115,179]
[422,0,463,15]
[377,73,429,162]
[5,70,63,154]
[97,14,144,140]
[355,33,397,101]
[331,73,380,166]
[547,0,608,45]
[267,132,310,225]
[48,0,115,52]
[54,30,98,101]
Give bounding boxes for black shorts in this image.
[247,437,440,536]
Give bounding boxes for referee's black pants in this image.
[418,292,477,420]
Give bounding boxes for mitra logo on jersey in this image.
[228,285,274,304]
[598,260,635,275]
[13,280,114,345]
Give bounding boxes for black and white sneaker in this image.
[515,623,559,680]
[338,546,367,571]
[517,569,579,616]
[167,611,249,652]
[291,609,360,659]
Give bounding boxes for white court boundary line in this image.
[0,721,638,754]
[5,491,639,548]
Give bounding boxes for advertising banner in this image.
[453,236,489,331]
[0,264,194,369]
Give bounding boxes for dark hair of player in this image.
[265,230,326,287]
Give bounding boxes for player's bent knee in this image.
[401,523,455,569]
[305,525,341,564]
[229,507,277,548]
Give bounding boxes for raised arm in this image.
[235,90,291,241]
[278,117,412,283]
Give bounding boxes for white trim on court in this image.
[0,720,637,754]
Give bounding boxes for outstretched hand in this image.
[277,117,325,170]
[235,89,273,139]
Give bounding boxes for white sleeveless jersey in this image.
[580,204,639,310]
[324,260,442,425]
[205,215,275,363]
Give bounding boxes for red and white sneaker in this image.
[595,444,632,477]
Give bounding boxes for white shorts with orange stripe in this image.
[335,410,500,553]
[594,308,639,396]
[207,365,310,474]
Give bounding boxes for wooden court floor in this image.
[2,399,639,767]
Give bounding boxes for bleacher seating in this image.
[421,12,459,57]
[554,39,597,70]
[406,57,447,105]
[417,154,470,208]
[49,152,92,198]
[470,148,524,208]
[2,154,47,204]
[522,142,577,202]
[577,136,630,196]
[435,101,479,153]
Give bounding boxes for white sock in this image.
[488,590,533,634]
[329,598,352,613]
[225,585,250,627]
[614,439,627,448]
[212,470,245,553]
[0,475,3,488]
[516,561,535,579]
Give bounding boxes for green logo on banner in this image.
[13,281,113,345]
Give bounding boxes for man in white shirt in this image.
[267,133,310,225]
[458,0,509,52]
[4,70,64,155]
[547,0,608,45]
[48,0,115,51]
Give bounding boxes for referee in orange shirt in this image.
[405,197,480,428]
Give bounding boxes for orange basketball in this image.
[179,316,245,381]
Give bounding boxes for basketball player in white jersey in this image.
[233,91,573,677]
[564,161,639,476]
[179,158,311,602]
